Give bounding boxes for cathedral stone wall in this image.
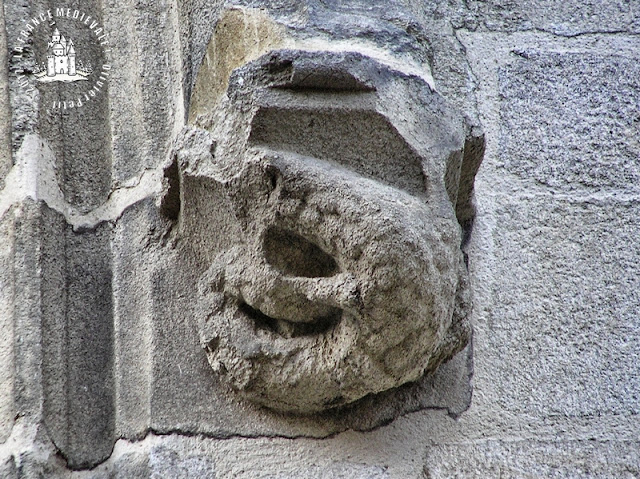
[0,1,638,478]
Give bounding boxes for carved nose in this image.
[263,227,339,278]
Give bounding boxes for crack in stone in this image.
[0,133,164,231]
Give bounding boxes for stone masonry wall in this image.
[0,1,638,478]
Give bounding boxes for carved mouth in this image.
[238,300,342,338]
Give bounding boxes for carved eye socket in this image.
[248,106,428,196]
[263,226,339,278]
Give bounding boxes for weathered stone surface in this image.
[264,463,390,479]
[0,3,11,186]
[3,0,639,477]
[181,46,480,413]
[60,224,115,468]
[103,177,474,435]
[3,0,38,157]
[104,0,186,184]
[177,0,226,98]
[186,1,480,125]
[424,439,640,478]
[0,208,15,443]
[499,52,640,193]
[143,163,474,436]
[483,196,640,417]
[12,200,47,421]
[463,0,637,35]
[148,447,217,479]
[6,200,117,469]
[1,0,183,467]
[0,455,16,478]
[98,434,398,479]
[112,198,166,440]
[110,453,150,479]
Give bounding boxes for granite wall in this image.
[0,1,638,477]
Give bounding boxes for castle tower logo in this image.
[13,7,113,111]
[35,28,90,83]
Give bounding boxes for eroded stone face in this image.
[177,49,479,413]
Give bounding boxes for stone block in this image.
[112,198,159,439]
[0,455,16,479]
[264,463,389,479]
[109,198,472,440]
[110,453,150,479]
[3,199,116,468]
[0,208,15,443]
[478,196,640,418]
[148,447,216,479]
[464,0,636,35]
[0,3,10,186]
[499,52,640,193]
[103,0,186,183]
[424,439,640,478]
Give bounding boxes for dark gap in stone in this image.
[239,301,342,338]
[263,227,339,278]
[160,156,181,221]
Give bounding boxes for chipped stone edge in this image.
[0,133,164,231]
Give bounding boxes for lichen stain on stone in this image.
[188,7,286,124]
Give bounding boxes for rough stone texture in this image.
[462,0,639,35]
[185,47,478,413]
[424,440,640,478]
[0,208,15,443]
[487,196,640,418]
[1,0,640,478]
[177,0,226,99]
[111,199,157,440]
[185,1,481,126]
[0,455,16,478]
[0,3,11,185]
[499,52,640,193]
[103,0,186,184]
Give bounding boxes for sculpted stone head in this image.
[172,7,483,414]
